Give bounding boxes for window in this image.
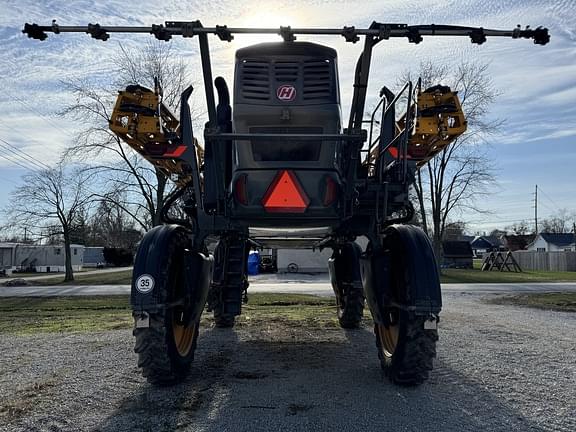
[565,248,572,252]
[55,248,61,255]
[74,248,77,255]
[537,247,545,252]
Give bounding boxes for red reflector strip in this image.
[262,170,310,213]
[388,147,413,159]
[234,174,248,205]
[163,145,186,158]
[323,176,338,206]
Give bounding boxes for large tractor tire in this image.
[133,229,200,385]
[330,242,365,329]
[374,311,438,385]
[337,289,365,329]
[365,225,440,386]
[208,238,249,328]
[213,308,235,328]
[209,239,236,328]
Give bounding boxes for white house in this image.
[0,243,85,274]
[527,233,576,252]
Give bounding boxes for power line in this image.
[0,119,59,158]
[2,89,73,138]
[538,200,557,214]
[0,152,39,172]
[1,57,111,141]
[538,186,563,212]
[0,139,50,171]
[0,143,45,170]
[0,136,51,168]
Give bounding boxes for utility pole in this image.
[533,184,538,234]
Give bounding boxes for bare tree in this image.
[506,220,532,235]
[88,196,142,250]
[5,164,91,281]
[61,41,201,229]
[443,221,468,240]
[540,209,576,234]
[408,60,499,260]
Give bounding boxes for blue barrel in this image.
[247,251,260,275]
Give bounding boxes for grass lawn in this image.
[487,292,576,312]
[30,270,133,286]
[0,296,133,334]
[2,291,572,335]
[0,294,349,335]
[440,268,576,283]
[472,259,483,270]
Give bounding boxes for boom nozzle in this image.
[22,23,48,40]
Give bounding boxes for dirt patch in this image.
[486,292,576,312]
[232,371,268,380]
[1,279,31,287]
[287,403,314,415]
[0,379,57,421]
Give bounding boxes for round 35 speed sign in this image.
[135,274,155,294]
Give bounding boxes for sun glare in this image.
[235,10,303,47]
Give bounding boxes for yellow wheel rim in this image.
[172,314,196,357]
[377,316,399,358]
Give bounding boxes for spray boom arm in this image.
[23,21,549,45]
[23,20,549,129]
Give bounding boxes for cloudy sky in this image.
[0,0,574,234]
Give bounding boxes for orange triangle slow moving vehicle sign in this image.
[262,170,310,213]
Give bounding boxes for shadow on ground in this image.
[94,326,544,432]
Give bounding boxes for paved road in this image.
[1,281,576,297]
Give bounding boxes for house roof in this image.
[442,241,473,258]
[460,235,475,243]
[503,234,536,251]
[471,237,493,248]
[538,233,576,247]
[485,236,503,247]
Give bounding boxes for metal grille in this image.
[274,62,299,82]
[241,61,270,100]
[303,60,331,101]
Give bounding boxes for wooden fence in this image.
[512,251,576,272]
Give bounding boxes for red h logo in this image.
[276,84,296,101]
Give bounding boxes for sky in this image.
[0,0,574,235]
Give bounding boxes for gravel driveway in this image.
[1,291,575,432]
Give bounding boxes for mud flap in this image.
[359,224,441,325]
[183,250,214,325]
[328,257,339,297]
[131,224,213,318]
